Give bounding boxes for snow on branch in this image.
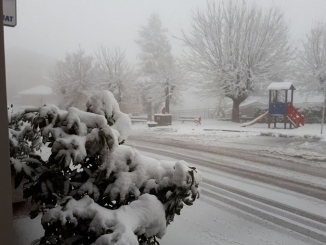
[87,90,132,143]
[52,135,87,167]
[180,1,293,100]
[100,145,202,203]
[42,194,166,245]
[297,22,326,101]
[8,89,201,245]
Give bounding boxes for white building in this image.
[16,85,55,107]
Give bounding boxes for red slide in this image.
[286,103,304,127]
[241,111,269,127]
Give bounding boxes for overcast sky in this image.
[4,0,326,62]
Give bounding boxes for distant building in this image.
[225,98,267,119]
[224,92,324,120]
[294,93,324,108]
[17,85,56,107]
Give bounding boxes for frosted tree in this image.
[51,47,95,110]
[180,1,293,122]
[136,13,187,114]
[141,57,188,114]
[94,47,135,105]
[297,22,326,104]
[9,90,201,245]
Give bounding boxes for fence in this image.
[167,106,326,123]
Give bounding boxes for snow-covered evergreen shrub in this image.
[253,107,269,123]
[9,90,201,245]
[298,106,326,124]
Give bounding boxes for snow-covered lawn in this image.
[132,119,325,139]
[131,119,326,161]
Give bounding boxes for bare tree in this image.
[94,46,135,104]
[297,22,326,102]
[142,56,188,113]
[180,1,293,122]
[51,47,95,109]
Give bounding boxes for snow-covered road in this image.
[129,137,326,200]
[128,138,326,245]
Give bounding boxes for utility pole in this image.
[0,0,14,243]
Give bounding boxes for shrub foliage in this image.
[9,91,201,245]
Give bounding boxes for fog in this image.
[4,0,326,108]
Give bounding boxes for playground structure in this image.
[242,82,305,128]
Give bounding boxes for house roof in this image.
[225,98,267,111]
[295,93,324,104]
[267,82,296,91]
[18,85,53,95]
[240,99,265,108]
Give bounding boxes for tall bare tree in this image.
[142,56,187,113]
[297,22,326,103]
[51,47,95,110]
[94,47,135,104]
[180,1,293,122]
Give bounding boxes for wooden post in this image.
[274,116,277,128]
[268,90,271,128]
[290,89,294,128]
[0,0,14,243]
[268,116,270,128]
[269,90,271,103]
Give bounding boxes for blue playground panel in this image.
[269,103,287,116]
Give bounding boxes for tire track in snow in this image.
[127,141,326,244]
[200,188,326,244]
[202,179,326,226]
[129,142,326,201]
[128,135,326,178]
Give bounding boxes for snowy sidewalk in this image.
[133,119,325,140]
[130,119,326,160]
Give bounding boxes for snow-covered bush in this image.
[9,90,201,245]
[298,106,326,124]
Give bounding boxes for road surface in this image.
[12,136,326,245]
[126,136,326,245]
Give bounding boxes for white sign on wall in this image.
[3,0,16,27]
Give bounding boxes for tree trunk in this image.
[146,101,152,121]
[165,97,170,114]
[165,86,170,114]
[232,98,242,122]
